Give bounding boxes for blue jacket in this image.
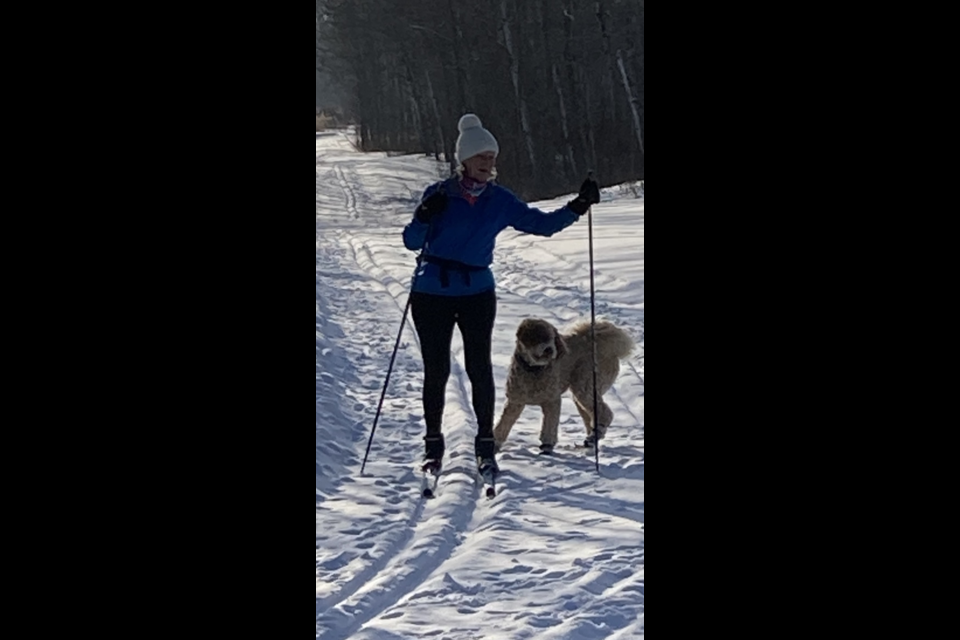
[403,177,580,296]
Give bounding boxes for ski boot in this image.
[421,434,445,474]
[421,434,445,499]
[539,442,555,455]
[476,436,499,498]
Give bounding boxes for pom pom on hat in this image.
[458,114,483,132]
[455,113,499,164]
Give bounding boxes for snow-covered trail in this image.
[317,130,644,639]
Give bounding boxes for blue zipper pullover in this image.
[402,177,580,296]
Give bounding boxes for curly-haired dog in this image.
[493,317,635,453]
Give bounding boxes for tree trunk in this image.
[562,0,592,174]
[403,59,430,155]
[595,0,619,178]
[552,64,578,179]
[500,0,537,176]
[616,50,644,155]
[576,64,598,175]
[447,0,470,112]
[423,69,447,164]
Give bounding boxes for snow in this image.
[317,130,644,639]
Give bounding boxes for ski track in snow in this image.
[334,165,359,220]
[317,130,644,639]
[316,229,496,639]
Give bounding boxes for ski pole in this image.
[586,171,601,474]
[360,257,420,475]
[360,187,444,475]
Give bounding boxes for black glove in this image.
[415,189,448,224]
[567,178,600,216]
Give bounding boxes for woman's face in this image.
[463,152,497,182]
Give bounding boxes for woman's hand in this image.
[578,178,601,205]
[416,190,448,223]
[568,176,601,215]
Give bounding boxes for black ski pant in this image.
[410,290,497,442]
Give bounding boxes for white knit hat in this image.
[455,114,499,164]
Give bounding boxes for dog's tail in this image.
[596,321,636,361]
[571,320,636,361]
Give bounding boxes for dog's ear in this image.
[554,332,567,358]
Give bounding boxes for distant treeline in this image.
[317,0,644,200]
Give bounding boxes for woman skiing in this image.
[402,113,600,480]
